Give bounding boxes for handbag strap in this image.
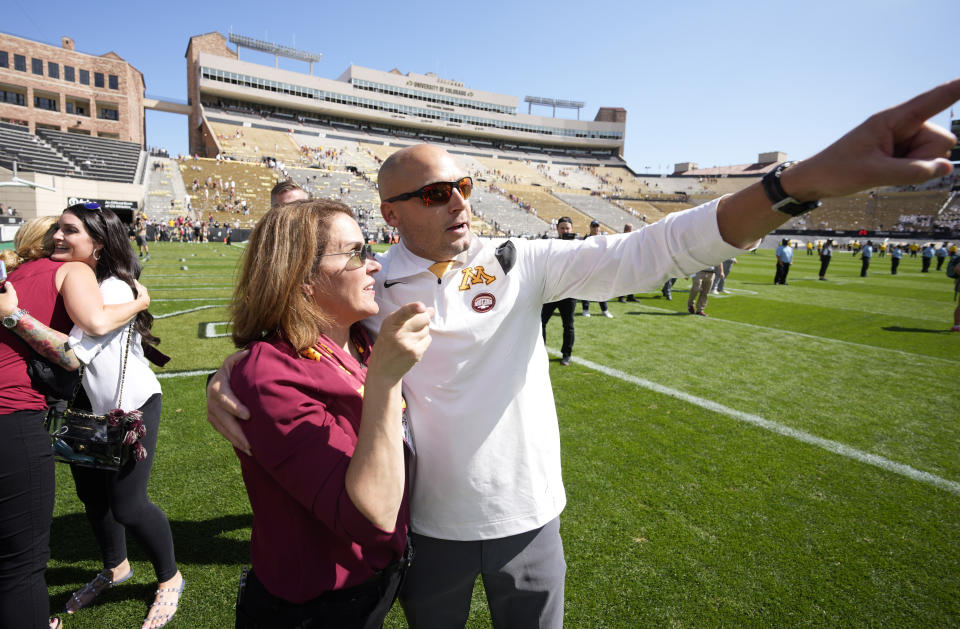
[74,320,136,409]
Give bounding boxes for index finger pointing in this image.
[889,78,960,132]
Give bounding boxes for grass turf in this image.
[46,242,959,627]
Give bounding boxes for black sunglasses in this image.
[384,176,473,207]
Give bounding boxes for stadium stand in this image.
[36,128,142,183]
[620,200,667,224]
[179,158,280,222]
[144,156,187,217]
[555,191,640,232]
[474,157,555,187]
[209,122,306,165]
[0,122,79,177]
[502,185,595,234]
[470,187,552,237]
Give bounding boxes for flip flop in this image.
[65,567,134,614]
[142,577,185,629]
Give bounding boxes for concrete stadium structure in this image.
[186,32,626,161]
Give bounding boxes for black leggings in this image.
[0,408,55,629]
[70,394,177,582]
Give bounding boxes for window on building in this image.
[108,74,118,90]
[79,69,90,85]
[65,100,88,116]
[97,105,119,121]
[1,88,26,106]
[35,95,58,111]
[31,58,43,75]
[48,62,59,79]
[64,65,75,82]
[14,54,26,72]
[0,52,8,69]
[94,72,104,88]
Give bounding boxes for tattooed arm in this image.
[0,281,81,370]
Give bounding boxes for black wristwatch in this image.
[2,308,27,329]
[761,161,821,217]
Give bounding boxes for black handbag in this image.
[44,322,147,471]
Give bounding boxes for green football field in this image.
[47,241,959,628]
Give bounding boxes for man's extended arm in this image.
[715,79,960,248]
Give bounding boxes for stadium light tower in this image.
[228,32,322,75]
[524,96,586,120]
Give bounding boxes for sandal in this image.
[142,576,185,629]
[65,567,134,614]
[49,617,62,629]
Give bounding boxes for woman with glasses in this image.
[0,211,150,629]
[0,204,183,629]
[230,199,431,628]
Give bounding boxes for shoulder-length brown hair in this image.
[231,198,354,351]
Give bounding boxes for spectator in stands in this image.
[209,81,960,629]
[861,240,874,277]
[228,200,427,628]
[921,243,934,272]
[819,240,834,280]
[775,238,793,284]
[891,243,903,274]
[618,224,639,302]
[581,221,613,318]
[541,217,578,366]
[270,180,309,207]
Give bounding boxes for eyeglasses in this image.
[317,244,375,270]
[384,176,473,207]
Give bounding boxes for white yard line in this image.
[154,305,223,319]
[548,348,960,496]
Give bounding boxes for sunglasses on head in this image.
[317,244,375,271]
[68,202,102,213]
[384,176,473,207]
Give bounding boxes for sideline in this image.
[548,348,960,496]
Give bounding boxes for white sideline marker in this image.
[549,349,960,496]
[154,305,222,319]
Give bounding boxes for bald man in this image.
[209,80,960,627]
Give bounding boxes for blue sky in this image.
[5,0,957,173]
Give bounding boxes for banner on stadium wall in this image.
[67,197,140,211]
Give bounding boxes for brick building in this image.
[0,32,145,145]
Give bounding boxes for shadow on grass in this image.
[50,511,249,578]
[882,326,954,334]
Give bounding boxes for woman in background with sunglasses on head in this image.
[0,204,183,629]
[230,199,431,628]
[0,210,150,629]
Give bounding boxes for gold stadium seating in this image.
[503,185,597,234]
[474,158,554,187]
[179,158,280,223]
[209,122,308,165]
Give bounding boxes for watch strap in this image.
[762,161,822,217]
[2,308,27,328]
